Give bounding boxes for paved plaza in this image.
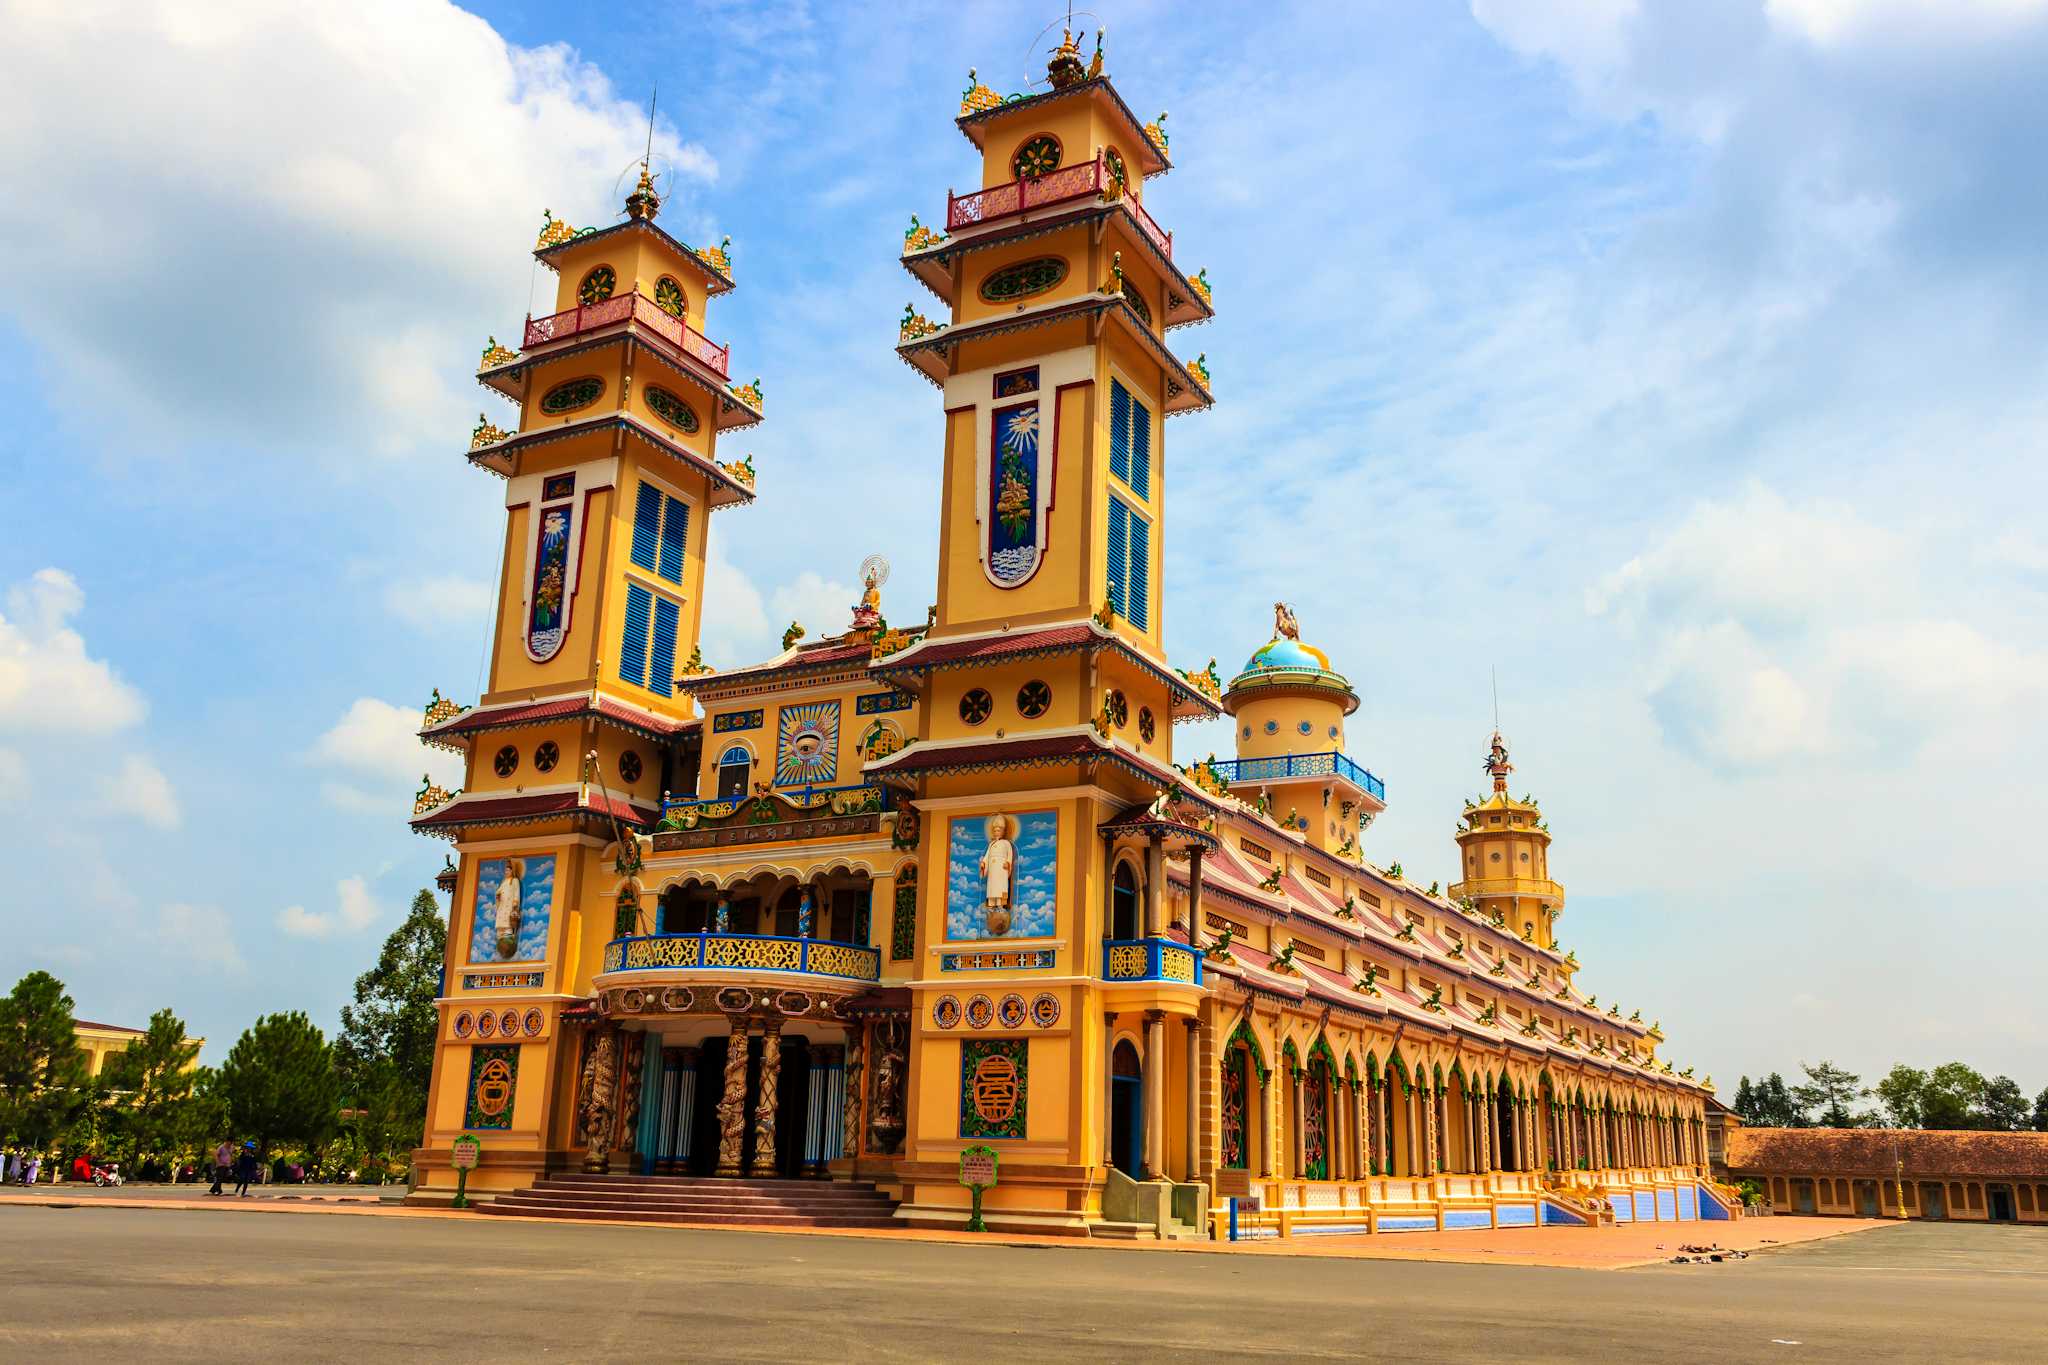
[1,1203,2042,1362]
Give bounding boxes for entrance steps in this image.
[479,1173,900,1229]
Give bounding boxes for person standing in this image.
[209,1139,233,1196]
[233,1142,258,1197]
[23,1154,40,1186]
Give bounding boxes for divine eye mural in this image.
[986,401,1048,586]
[946,810,1057,940]
[469,855,556,963]
[774,701,841,785]
[526,501,574,660]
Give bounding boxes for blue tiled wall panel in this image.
[1698,1184,1732,1220]
[1377,1215,1437,1233]
[1634,1191,1656,1222]
[1442,1209,1492,1230]
[1610,1194,1634,1222]
[1541,1201,1589,1226]
[1496,1203,1537,1228]
[1657,1188,1678,1221]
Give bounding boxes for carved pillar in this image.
[577,1022,620,1174]
[1288,1061,1304,1178]
[1259,1039,1279,1178]
[1144,1010,1166,1179]
[841,1022,865,1162]
[1183,1018,1201,1183]
[751,1020,782,1175]
[715,896,732,933]
[1144,832,1166,938]
[714,1019,751,1177]
[1424,1084,1440,1175]
[797,884,815,939]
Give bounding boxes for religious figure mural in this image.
[946,810,1057,940]
[774,701,841,785]
[985,401,1049,586]
[525,501,575,660]
[469,855,555,963]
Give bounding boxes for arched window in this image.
[1110,860,1141,940]
[716,744,752,799]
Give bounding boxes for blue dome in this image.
[1244,636,1333,673]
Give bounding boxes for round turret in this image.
[1223,603,1359,763]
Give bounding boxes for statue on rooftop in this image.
[1274,601,1300,641]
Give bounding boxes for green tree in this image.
[1742,1072,1804,1127]
[0,971,93,1152]
[1921,1062,1987,1130]
[99,1009,203,1174]
[214,1012,342,1159]
[335,889,446,1105]
[1977,1075,2029,1132]
[2032,1085,2048,1133]
[1733,1076,1756,1123]
[1793,1060,1869,1127]
[1874,1064,1927,1127]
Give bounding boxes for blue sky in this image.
[2,0,2043,1094]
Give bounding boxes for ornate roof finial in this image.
[625,163,660,221]
[1485,729,1513,793]
[1274,601,1299,641]
[1048,27,1087,89]
[1087,28,1105,80]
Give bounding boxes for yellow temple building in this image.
[408,30,1722,1237]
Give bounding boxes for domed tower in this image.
[1217,603,1385,854]
[1450,731,1565,949]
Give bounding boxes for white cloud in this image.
[0,569,147,733]
[99,754,181,830]
[768,572,860,643]
[0,747,25,803]
[157,903,246,974]
[277,875,381,939]
[1766,0,2048,45]
[697,546,772,669]
[314,697,461,798]
[385,575,494,633]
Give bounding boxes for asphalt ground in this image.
[1,1205,2040,1362]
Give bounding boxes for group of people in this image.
[4,1151,42,1185]
[206,1139,262,1197]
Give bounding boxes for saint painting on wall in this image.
[946,811,1057,940]
[469,855,555,964]
[985,401,1048,586]
[526,501,575,661]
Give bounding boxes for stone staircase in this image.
[479,1173,900,1229]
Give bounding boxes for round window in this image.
[1264,720,1279,735]
[578,265,616,305]
[533,741,560,774]
[493,745,519,778]
[1241,725,1252,739]
[979,256,1068,304]
[1107,690,1129,728]
[960,688,993,725]
[644,385,700,434]
[1016,680,1052,719]
[654,275,686,318]
[619,750,643,783]
[1328,725,1340,739]
[1011,134,1061,180]
[539,376,604,414]
[1138,707,1155,743]
[1297,720,1313,736]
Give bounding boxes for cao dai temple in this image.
[409,30,1723,1236]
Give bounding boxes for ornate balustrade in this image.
[1102,936,1204,986]
[659,781,890,824]
[1205,751,1386,802]
[602,932,880,984]
[522,292,730,378]
[946,158,1173,259]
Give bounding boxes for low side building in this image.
[1722,1127,2048,1223]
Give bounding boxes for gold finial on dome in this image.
[1048,28,1087,90]
[625,163,660,221]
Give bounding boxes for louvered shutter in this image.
[1129,397,1151,499]
[619,583,653,687]
[649,594,681,697]
[658,495,688,583]
[1128,510,1150,630]
[1107,496,1129,619]
[1110,380,1131,485]
[630,482,662,572]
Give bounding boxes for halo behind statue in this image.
[860,553,891,588]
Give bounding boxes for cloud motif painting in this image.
[469,855,555,963]
[947,810,1057,941]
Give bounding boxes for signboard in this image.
[958,1143,999,1232]
[451,1136,482,1171]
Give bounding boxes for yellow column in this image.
[1184,1019,1202,1183]
[1144,1010,1166,1180]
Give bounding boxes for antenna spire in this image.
[644,84,657,169]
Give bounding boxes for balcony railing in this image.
[603,932,880,983]
[1205,751,1386,803]
[1102,937,1204,986]
[659,781,891,823]
[522,292,730,378]
[947,157,1172,259]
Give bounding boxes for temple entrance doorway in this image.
[1495,1090,1517,1170]
[1919,1181,1945,1218]
[1988,1184,2016,1222]
[1110,1040,1143,1176]
[678,1033,817,1178]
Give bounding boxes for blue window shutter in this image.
[630,483,662,572]
[658,495,688,584]
[1128,510,1150,630]
[1110,380,1130,485]
[1107,496,1129,619]
[619,584,652,687]
[649,594,681,698]
[1129,398,1151,499]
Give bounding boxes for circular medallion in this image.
[1016,679,1052,719]
[498,1008,520,1036]
[474,1056,515,1119]
[654,275,687,318]
[533,740,560,773]
[1139,707,1156,743]
[493,745,519,777]
[971,1053,1021,1124]
[578,265,616,304]
[978,255,1068,303]
[522,1008,544,1037]
[1108,690,1129,728]
[966,994,995,1029]
[959,687,993,725]
[540,375,605,415]
[620,988,645,1014]
[660,986,694,1012]
[1011,133,1061,180]
[933,995,962,1030]
[997,993,1027,1029]
[1030,993,1061,1028]
[475,1010,497,1038]
[452,1010,474,1039]
[618,750,643,783]
[645,385,701,434]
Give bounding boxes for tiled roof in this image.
[410,788,657,834]
[867,729,1182,789]
[1724,1127,2048,1179]
[421,694,696,748]
[679,637,879,694]
[872,621,1223,720]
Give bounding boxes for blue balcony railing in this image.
[602,932,881,983]
[1203,751,1385,802]
[659,781,891,823]
[1102,937,1204,986]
